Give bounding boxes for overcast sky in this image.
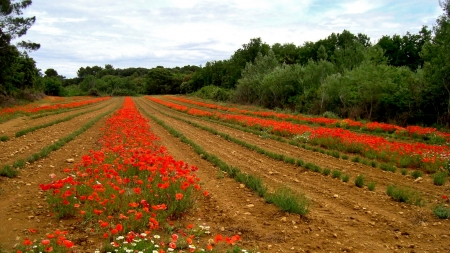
[19,0,442,78]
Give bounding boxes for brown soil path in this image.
[0,99,121,168]
[143,97,450,202]
[0,98,123,251]
[136,97,450,252]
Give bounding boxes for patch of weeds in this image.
[341,155,349,160]
[432,172,447,186]
[266,187,310,216]
[0,136,9,142]
[380,163,396,173]
[351,156,361,163]
[367,181,376,191]
[216,169,225,179]
[354,174,365,188]
[295,159,304,166]
[304,163,321,173]
[331,170,342,179]
[361,159,371,166]
[386,185,424,206]
[401,169,408,175]
[433,204,450,219]
[371,161,378,168]
[330,150,340,159]
[411,170,423,179]
[322,168,331,176]
[13,159,25,169]
[0,165,19,178]
[341,174,350,182]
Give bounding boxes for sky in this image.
[17,0,443,78]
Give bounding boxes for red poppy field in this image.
[0,96,449,252]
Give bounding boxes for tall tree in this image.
[0,0,40,51]
[421,0,450,125]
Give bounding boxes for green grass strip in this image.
[15,107,102,137]
[0,101,121,177]
[0,136,9,142]
[136,100,310,216]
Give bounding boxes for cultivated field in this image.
[0,96,449,252]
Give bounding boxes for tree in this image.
[317,45,328,61]
[421,0,450,125]
[0,0,40,51]
[44,68,58,77]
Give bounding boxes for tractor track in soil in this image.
[136,97,450,252]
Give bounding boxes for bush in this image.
[411,170,423,179]
[433,204,450,219]
[367,182,376,191]
[432,172,447,186]
[62,85,87,96]
[266,187,310,215]
[322,111,340,119]
[341,174,350,182]
[380,163,396,173]
[386,185,423,206]
[43,77,63,96]
[0,165,18,178]
[354,174,365,188]
[331,170,342,179]
[194,85,231,101]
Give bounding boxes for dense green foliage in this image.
[0,0,42,103]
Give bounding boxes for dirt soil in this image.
[0,96,448,253]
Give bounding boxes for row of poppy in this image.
[166,96,450,141]
[148,96,449,171]
[35,97,239,252]
[0,96,110,117]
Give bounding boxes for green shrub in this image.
[322,111,340,119]
[13,159,25,169]
[351,156,361,163]
[432,172,447,186]
[0,165,18,178]
[0,136,9,142]
[401,169,408,175]
[380,163,396,173]
[331,170,342,179]
[386,185,424,206]
[433,204,450,219]
[367,182,376,191]
[322,168,331,176]
[266,187,310,216]
[354,175,365,188]
[194,85,231,101]
[341,174,350,182]
[411,170,423,179]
